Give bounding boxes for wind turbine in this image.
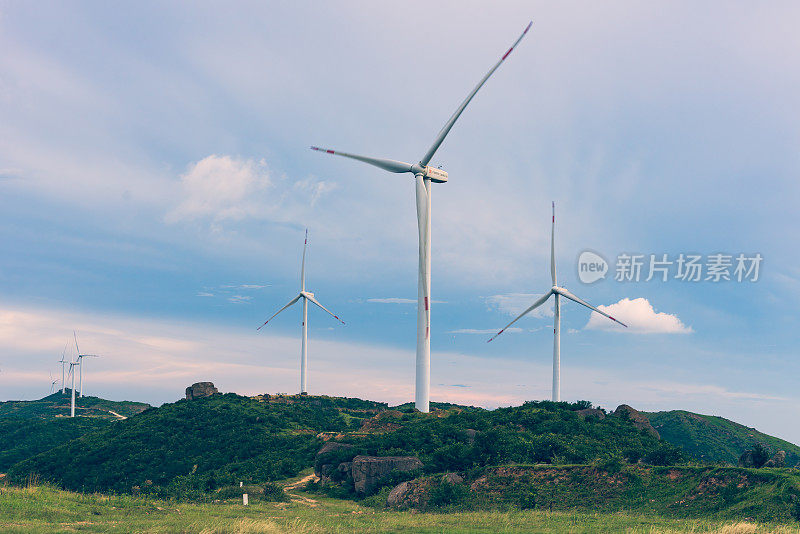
[58,341,69,394]
[257,230,345,394]
[49,372,58,394]
[73,331,100,398]
[68,359,80,417]
[488,202,627,401]
[311,22,533,413]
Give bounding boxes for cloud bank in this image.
[585,297,692,334]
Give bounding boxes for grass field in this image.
[2,483,800,534]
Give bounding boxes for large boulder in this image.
[185,382,219,400]
[351,455,423,494]
[763,450,787,468]
[612,404,660,439]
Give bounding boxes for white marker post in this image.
[243,493,249,506]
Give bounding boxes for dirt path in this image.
[283,473,319,507]
[107,410,126,420]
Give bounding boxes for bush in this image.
[263,482,289,502]
[427,481,473,510]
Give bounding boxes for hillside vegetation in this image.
[645,410,800,467]
[8,395,679,497]
[0,390,150,420]
[0,417,110,471]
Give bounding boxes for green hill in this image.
[644,410,800,467]
[0,390,151,420]
[7,395,679,497]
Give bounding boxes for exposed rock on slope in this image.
[351,455,423,494]
[612,404,660,439]
[185,382,219,400]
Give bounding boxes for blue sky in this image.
[1,2,799,443]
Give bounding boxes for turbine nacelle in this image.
[300,291,315,299]
[411,164,449,183]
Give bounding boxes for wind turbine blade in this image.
[487,289,553,342]
[305,294,345,325]
[551,201,556,285]
[556,288,628,328]
[74,330,80,356]
[418,21,533,167]
[310,146,413,174]
[257,295,301,331]
[300,229,308,292]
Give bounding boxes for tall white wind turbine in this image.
[49,373,58,394]
[257,230,345,394]
[488,202,627,401]
[311,22,532,412]
[73,331,100,398]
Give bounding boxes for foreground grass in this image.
[1,484,799,534]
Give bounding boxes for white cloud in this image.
[585,297,692,334]
[448,328,522,335]
[196,292,214,297]
[294,177,337,207]
[485,293,553,318]
[166,155,270,223]
[227,295,253,304]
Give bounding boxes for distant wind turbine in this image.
[68,360,80,417]
[59,341,69,394]
[73,331,100,398]
[49,372,58,394]
[311,22,533,413]
[488,202,627,401]
[257,230,345,394]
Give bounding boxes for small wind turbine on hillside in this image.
[488,202,627,401]
[74,331,100,398]
[49,372,58,394]
[58,341,69,394]
[67,359,80,417]
[311,22,533,412]
[257,230,345,395]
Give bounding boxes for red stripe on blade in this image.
[502,47,513,60]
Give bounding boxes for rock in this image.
[315,441,353,458]
[612,405,660,439]
[185,382,219,400]
[576,408,606,420]
[763,450,786,468]
[351,455,423,494]
[442,472,464,485]
[387,481,411,506]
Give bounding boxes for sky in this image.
[1,2,799,443]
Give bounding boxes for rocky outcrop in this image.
[314,442,354,482]
[315,441,353,458]
[351,455,423,494]
[763,451,786,468]
[576,408,606,420]
[612,404,660,439]
[185,382,219,400]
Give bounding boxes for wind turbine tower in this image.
[311,22,533,412]
[73,331,100,398]
[488,202,628,401]
[257,230,345,394]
